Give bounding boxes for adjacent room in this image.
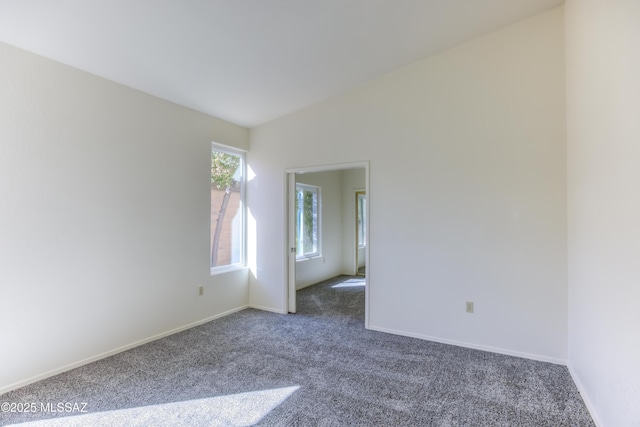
[1,1,638,426]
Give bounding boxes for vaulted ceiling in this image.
[0,0,563,128]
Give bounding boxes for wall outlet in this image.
[199,286,204,296]
[466,301,474,313]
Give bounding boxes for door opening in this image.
[285,162,369,328]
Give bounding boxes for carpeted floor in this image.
[1,275,594,426]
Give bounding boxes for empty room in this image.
[1,1,638,426]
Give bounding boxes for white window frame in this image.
[295,183,321,260]
[210,143,246,275]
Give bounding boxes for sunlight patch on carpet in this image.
[14,386,300,427]
[332,279,365,288]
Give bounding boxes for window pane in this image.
[295,184,320,258]
[358,194,366,247]
[211,146,244,269]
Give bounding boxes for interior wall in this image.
[565,1,640,425]
[248,7,567,362]
[0,42,250,393]
[341,169,366,275]
[294,170,344,289]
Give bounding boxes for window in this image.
[357,192,367,247]
[211,144,245,271]
[295,184,320,259]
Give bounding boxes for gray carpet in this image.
[1,275,593,426]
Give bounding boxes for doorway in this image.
[285,162,369,328]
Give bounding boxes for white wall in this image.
[566,1,640,425]
[0,42,250,392]
[294,171,344,289]
[341,169,366,275]
[248,7,567,362]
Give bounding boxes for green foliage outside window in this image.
[211,151,240,190]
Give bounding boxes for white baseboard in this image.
[368,324,567,365]
[295,281,316,291]
[568,364,602,427]
[248,304,287,314]
[0,305,249,395]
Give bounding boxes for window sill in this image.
[296,255,323,263]
[210,264,247,276]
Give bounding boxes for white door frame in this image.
[287,172,297,313]
[284,161,370,327]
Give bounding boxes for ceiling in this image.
[0,0,563,128]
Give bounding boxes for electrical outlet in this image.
[466,301,474,313]
[199,286,204,296]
